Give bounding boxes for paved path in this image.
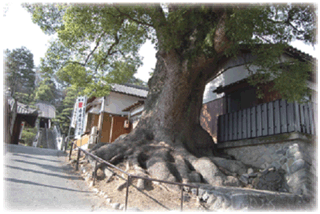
[4,144,108,211]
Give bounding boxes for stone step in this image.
[188,183,313,211]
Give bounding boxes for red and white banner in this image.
[71,96,87,139]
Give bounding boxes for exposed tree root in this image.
[88,128,247,192]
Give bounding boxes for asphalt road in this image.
[3,144,108,211]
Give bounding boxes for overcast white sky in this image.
[2,2,318,84]
[2,2,156,83]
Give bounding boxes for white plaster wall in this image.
[203,64,251,104]
[103,92,144,115]
[88,104,101,114]
[202,53,317,104]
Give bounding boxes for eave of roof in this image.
[213,78,250,94]
[111,84,149,98]
[285,46,317,64]
[122,100,145,112]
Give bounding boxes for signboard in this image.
[71,96,87,139]
[70,102,77,128]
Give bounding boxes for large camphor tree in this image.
[25,3,316,188]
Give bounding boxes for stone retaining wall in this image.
[189,184,309,211]
[217,132,317,201]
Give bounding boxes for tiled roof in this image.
[8,97,38,115]
[285,45,317,63]
[111,84,148,98]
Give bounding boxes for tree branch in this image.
[84,31,106,65]
[114,6,153,27]
[95,33,122,71]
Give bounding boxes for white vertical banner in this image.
[74,96,87,139]
[70,102,78,128]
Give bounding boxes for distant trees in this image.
[5,47,35,99]
[34,77,61,102]
[55,85,78,134]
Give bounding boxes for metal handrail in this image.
[69,142,199,211]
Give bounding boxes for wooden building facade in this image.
[74,84,148,148]
[200,46,317,144]
[5,97,38,145]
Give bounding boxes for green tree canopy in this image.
[55,85,79,134]
[5,46,35,98]
[34,77,60,102]
[24,3,316,101]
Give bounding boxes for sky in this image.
[2,2,156,83]
[2,2,318,84]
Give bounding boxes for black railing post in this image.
[180,186,184,211]
[125,175,131,211]
[93,160,98,186]
[75,148,80,171]
[69,142,73,161]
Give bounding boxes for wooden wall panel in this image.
[100,113,112,143]
[110,116,131,142]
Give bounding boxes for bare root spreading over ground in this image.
[69,152,207,211]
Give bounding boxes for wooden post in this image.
[109,116,114,143]
[97,97,105,143]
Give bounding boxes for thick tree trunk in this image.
[90,9,244,190]
[141,50,217,157]
[90,49,244,190]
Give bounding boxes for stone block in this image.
[202,192,210,201]
[209,196,225,210]
[286,144,300,158]
[293,151,304,160]
[206,195,217,205]
[224,176,240,187]
[239,174,249,185]
[119,204,125,210]
[287,158,295,168]
[271,161,281,170]
[111,203,120,210]
[231,194,249,210]
[136,178,145,190]
[290,159,306,174]
[280,157,287,165]
[276,149,286,156]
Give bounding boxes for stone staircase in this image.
[36,128,57,149]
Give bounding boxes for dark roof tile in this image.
[111,84,148,98]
